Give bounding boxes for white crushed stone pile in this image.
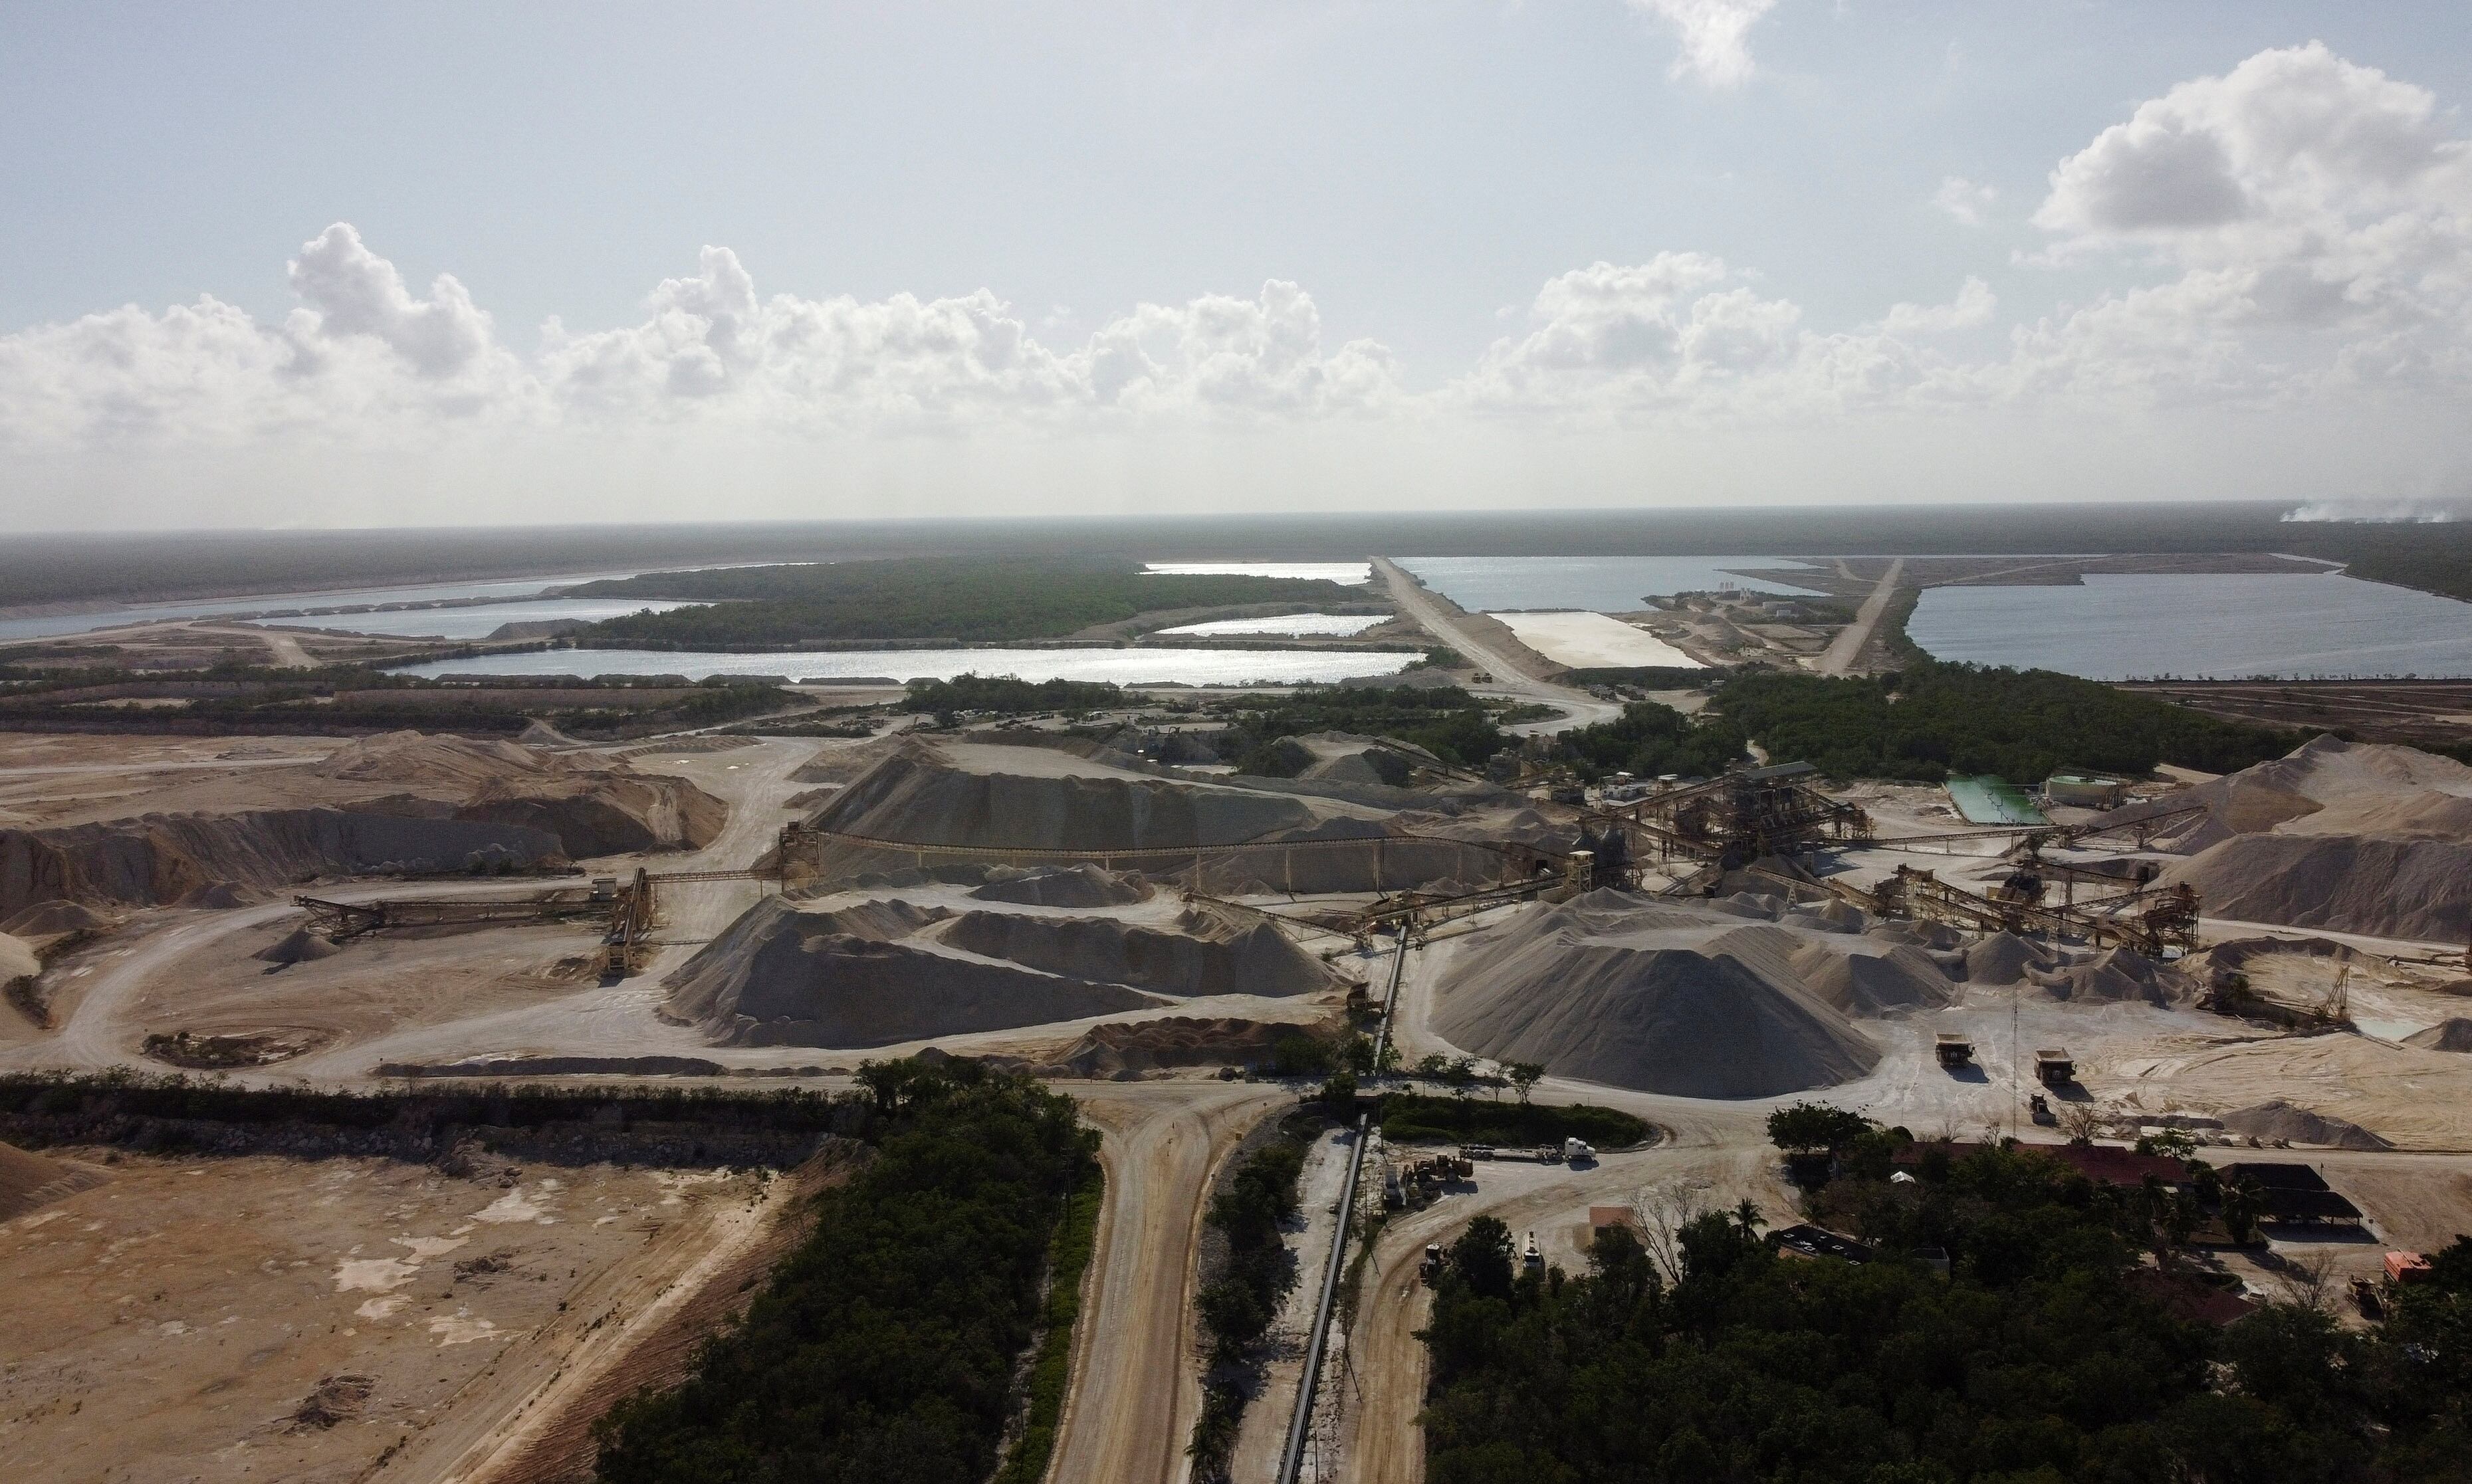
[663,897,1157,1047]
[968,864,1153,908]
[2029,947,2193,1006]
[938,906,1337,1000]
[1963,932,2059,984]
[1430,889,1880,1099]
[1792,941,1958,1015]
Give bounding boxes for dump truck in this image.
[1935,1033,1974,1070]
[2035,1047,2076,1087]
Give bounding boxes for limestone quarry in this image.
[8,705,2472,1484]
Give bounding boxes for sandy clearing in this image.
[0,1151,767,1484]
[1485,611,1703,671]
[415,1160,823,1484]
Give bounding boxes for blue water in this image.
[1908,574,2472,679]
[1397,556,1825,611]
[397,647,1416,686]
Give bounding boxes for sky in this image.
[1,1,2469,530]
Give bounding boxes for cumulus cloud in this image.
[1984,43,2472,410]
[2027,42,2472,366]
[1933,177,1999,227]
[288,223,497,378]
[1456,257,1995,418]
[1627,0,1776,88]
[0,227,1401,449]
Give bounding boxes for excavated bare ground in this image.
[0,731,727,920]
[0,1150,770,1484]
[0,1138,106,1219]
[91,915,603,1065]
[2108,738,2472,942]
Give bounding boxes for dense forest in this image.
[1214,684,1512,772]
[1550,699,1748,782]
[1379,1092,1646,1148]
[0,663,791,739]
[593,1059,1097,1484]
[568,556,1363,646]
[904,674,1129,715]
[1710,662,2306,782]
[1420,1131,2472,1483]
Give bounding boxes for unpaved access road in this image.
[1054,1080,1291,1484]
[1372,558,1623,735]
[1813,556,1905,677]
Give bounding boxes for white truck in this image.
[1563,1137,1595,1164]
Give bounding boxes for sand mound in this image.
[791,737,907,786]
[256,926,342,964]
[316,731,553,786]
[2404,1019,2472,1052]
[970,865,1154,908]
[2031,946,2190,1006]
[1964,932,2059,984]
[663,897,1154,1047]
[179,881,258,908]
[2221,1099,2394,1150]
[0,1139,106,1220]
[0,931,39,984]
[2163,834,2472,943]
[1036,1016,1307,1078]
[2097,738,2472,940]
[1431,893,1877,1098]
[0,901,107,937]
[1793,942,1955,1015]
[939,906,1337,999]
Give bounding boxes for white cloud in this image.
[1456,258,1996,419]
[288,223,497,379]
[1933,176,1999,227]
[0,229,1401,449]
[2010,44,2472,399]
[1627,0,1777,89]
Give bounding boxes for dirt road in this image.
[1813,556,1906,676]
[1053,1081,1290,1484]
[1371,558,1623,734]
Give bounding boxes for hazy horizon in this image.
[5,2,2470,529]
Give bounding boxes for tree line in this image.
[570,556,1363,647]
[593,1058,1097,1484]
[1419,1112,2472,1483]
